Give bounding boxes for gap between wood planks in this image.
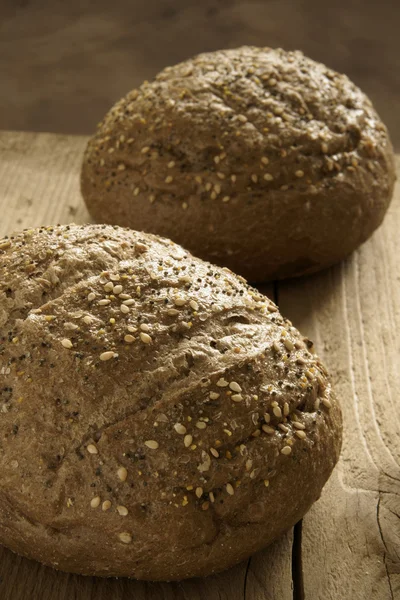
[274,280,304,600]
[242,280,305,600]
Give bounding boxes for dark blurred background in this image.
[1,0,399,148]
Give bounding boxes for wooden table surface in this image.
[0,131,399,599]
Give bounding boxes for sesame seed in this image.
[83,316,92,325]
[195,487,203,498]
[217,172,225,180]
[165,175,173,183]
[127,325,137,333]
[293,421,305,430]
[229,381,242,392]
[133,187,140,196]
[61,338,73,349]
[231,394,243,402]
[226,483,235,495]
[295,430,307,439]
[196,421,207,429]
[246,459,253,471]
[273,406,282,418]
[100,351,115,361]
[120,304,130,314]
[210,447,219,458]
[102,500,111,511]
[261,157,269,165]
[321,143,328,153]
[189,300,199,311]
[314,398,321,410]
[140,332,152,344]
[145,440,159,449]
[139,324,150,333]
[264,479,269,487]
[251,174,258,183]
[237,115,247,123]
[209,391,220,400]
[113,285,123,295]
[184,435,193,448]
[231,174,237,182]
[124,335,135,343]
[119,294,135,306]
[167,308,179,316]
[252,429,261,437]
[179,275,192,283]
[214,156,220,164]
[90,496,101,508]
[141,146,150,154]
[284,338,294,351]
[296,357,307,365]
[87,444,98,455]
[117,505,129,516]
[216,378,229,387]
[262,424,275,435]
[118,532,132,544]
[278,424,289,433]
[98,299,111,306]
[209,491,215,503]
[117,467,128,481]
[264,173,274,181]
[281,446,292,455]
[168,161,175,168]
[174,423,187,435]
[322,397,332,409]
[222,196,231,202]
[283,402,290,416]
[195,175,202,184]
[104,282,113,292]
[174,296,187,306]
[202,501,209,511]
[295,170,304,178]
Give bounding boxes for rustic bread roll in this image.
[81,46,395,282]
[0,224,341,580]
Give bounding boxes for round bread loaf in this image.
[81,46,395,282]
[0,224,341,580]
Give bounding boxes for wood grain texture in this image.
[0,131,399,599]
[0,131,293,599]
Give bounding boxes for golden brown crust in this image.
[81,46,396,282]
[0,224,341,579]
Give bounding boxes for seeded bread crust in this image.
[0,224,341,580]
[81,46,395,282]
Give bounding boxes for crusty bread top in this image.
[83,45,393,207]
[0,224,340,576]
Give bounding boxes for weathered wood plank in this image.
[277,158,400,599]
[0,131,293,600]
[0,131,88,237]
